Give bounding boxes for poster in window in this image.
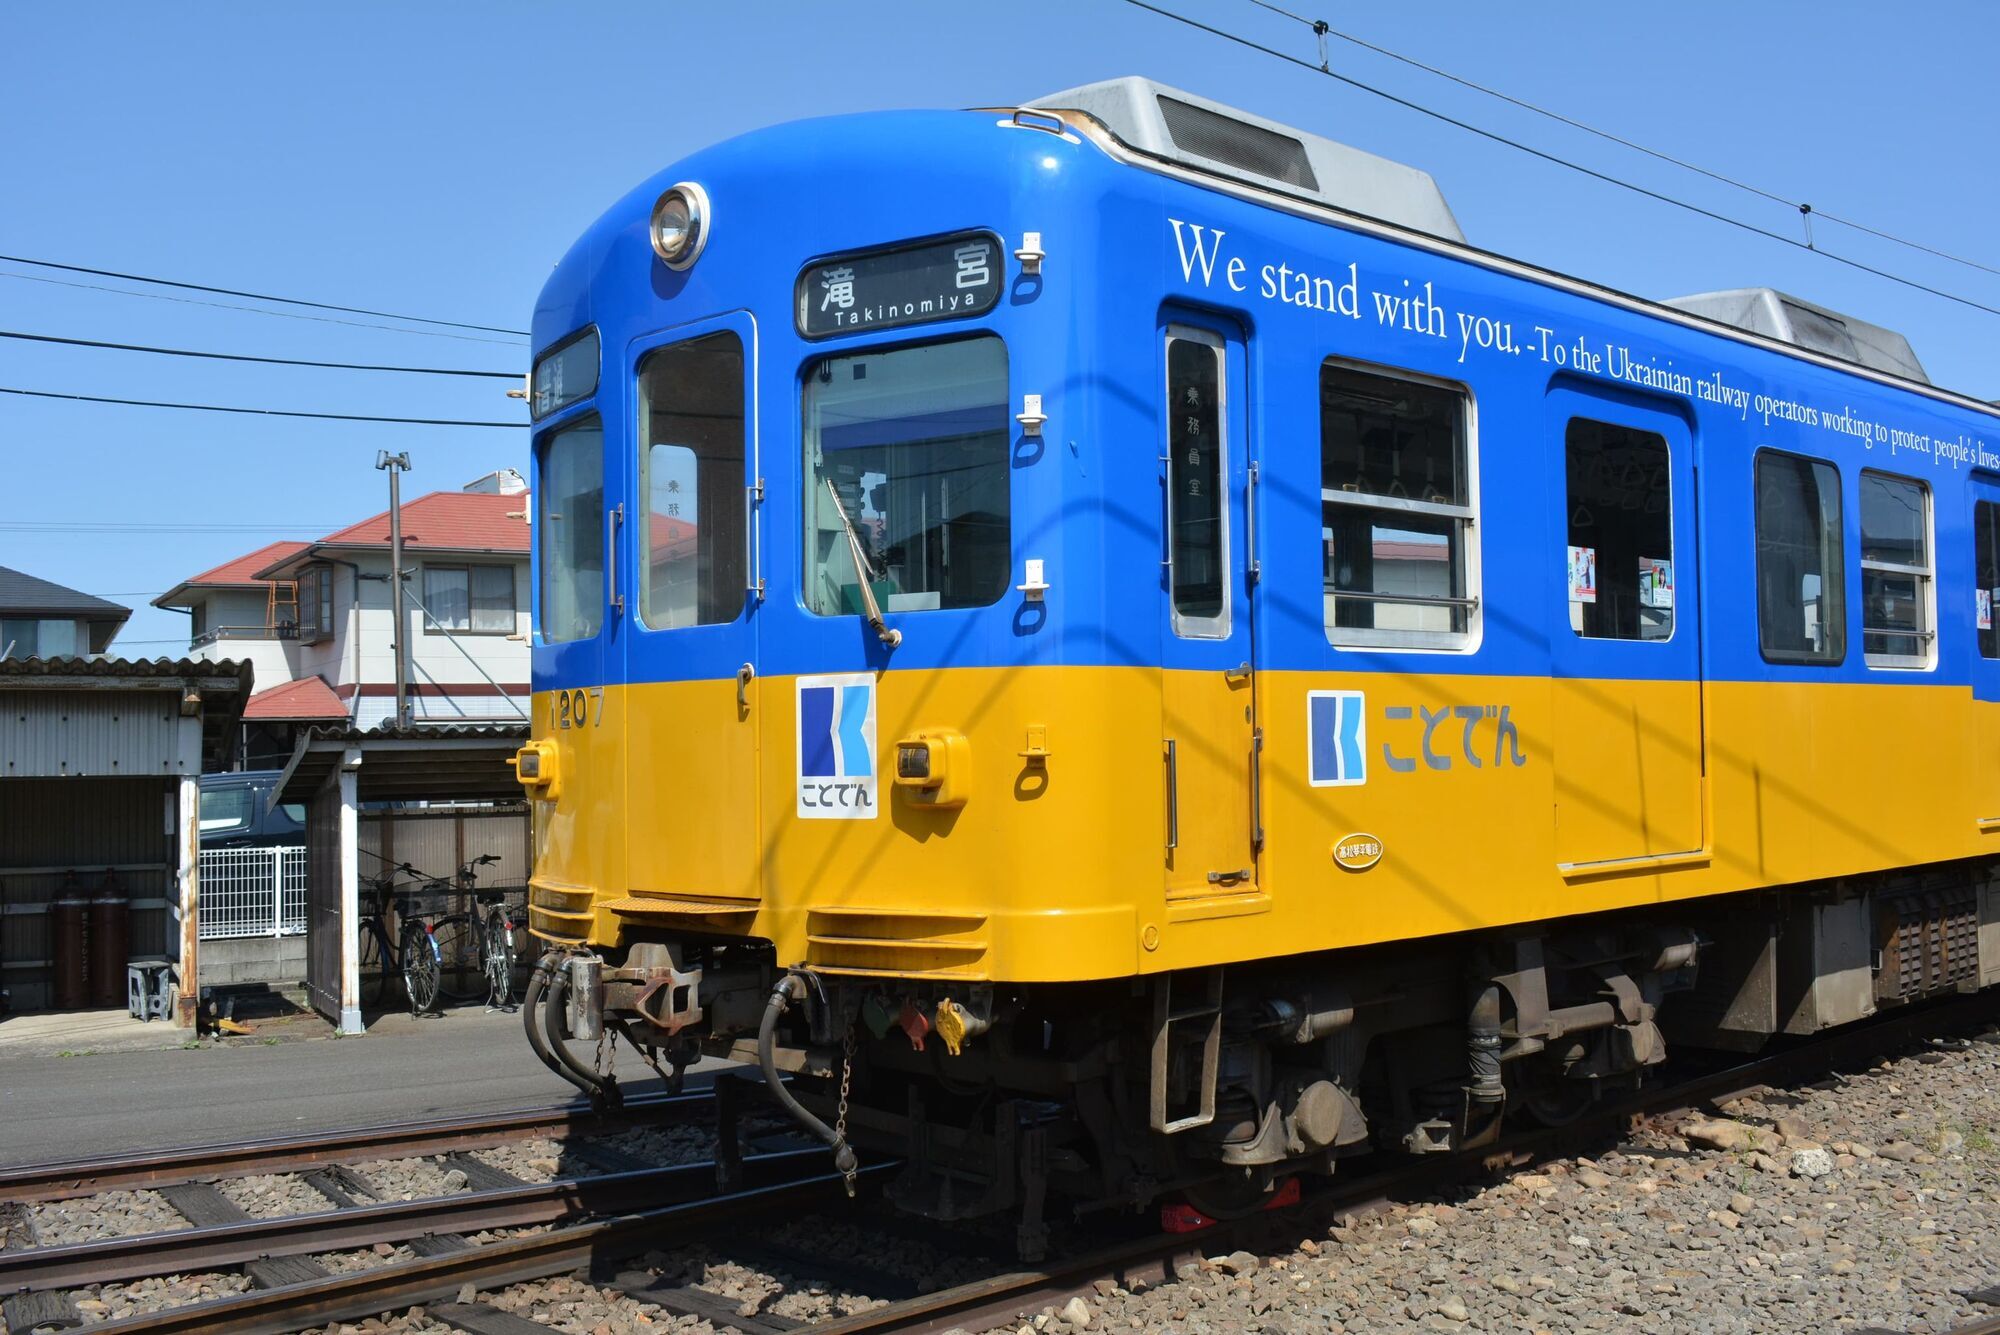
[1639,557,1674,610]
[1566,545,1597,604]
[1981,588,1993,632]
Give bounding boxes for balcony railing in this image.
[191,623,299,648]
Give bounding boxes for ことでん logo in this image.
[797,674,877,819]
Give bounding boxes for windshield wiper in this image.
[823,478,902,649]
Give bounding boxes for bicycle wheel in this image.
[434,914,484,1003]
[482,904,516,1008]
[401,920,441,1015]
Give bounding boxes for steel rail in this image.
[1,1149,822,1292]
[815,991,2000,1335]
[0,1087,712,1204]
[73,1162,896,1335]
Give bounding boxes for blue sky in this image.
[5,2,1996,652]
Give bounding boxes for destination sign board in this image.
[796,232,1003,339]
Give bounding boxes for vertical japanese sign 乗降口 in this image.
[797,674,877,819]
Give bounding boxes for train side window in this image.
[1319,361,1476,649]
[1859,470,1933,669]
[1164,327,1228,637]
[639,332,746,628]
[803,335,1011,616]
[536,416,605,644]
[1564,419,1673,642]
[1753,449,1844,665]
[1978,501,2000,660]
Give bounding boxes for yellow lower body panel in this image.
[527,670,1994,983]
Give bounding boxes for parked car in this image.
[197,770,306,849]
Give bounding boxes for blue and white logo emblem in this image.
[797,673,877,819]
[1307,690,1366,787]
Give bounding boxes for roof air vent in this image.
[1157,95,1318,190]
[1027,77,1464,243]
[1661,287,1928,384]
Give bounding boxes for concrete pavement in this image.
[0,1006,727,1167]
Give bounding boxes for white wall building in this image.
[156,472,531,764]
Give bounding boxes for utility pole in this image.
[376,450,413,728]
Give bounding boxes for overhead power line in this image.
[0,522,335,534]
[1239,0,2000,282]
[0,270,524,346]
[0,254,527,337]
[0,329,520,378]
[0,386,525,428]
[1123,1,2000,321]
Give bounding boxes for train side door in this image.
[1970,481,2000,830]
[1545,387,1705,869]
[1159,320,1261,899]
[622,315,763,905]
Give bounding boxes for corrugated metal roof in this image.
[0,656,252,776]
[0,566,133,619]
[0,655,250,685]
[275,719,529,805]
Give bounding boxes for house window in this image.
[1859,470,1933,668]
[639,331,745,628]
[1564,419,1674,641]
[298,565,334,644]
[0,618,80,659]
[1319,361,1477,648]
[1977,501,2000,661]
[536,417,604,643]
[1165,327,1228,637]
[1754,450,1844,665]
[190,602,208,640]
[424,566,516,634]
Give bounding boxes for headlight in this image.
[650,182,711,270]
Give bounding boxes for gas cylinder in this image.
[49,873,89,1010]
[89,868,130,1008]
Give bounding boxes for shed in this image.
[0,656,250,1022]
[273,722,530,1033]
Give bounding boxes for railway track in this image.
[4,991,1996,1335]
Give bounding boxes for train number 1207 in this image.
[552,687,604,730]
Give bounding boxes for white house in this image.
[156,471,531,765]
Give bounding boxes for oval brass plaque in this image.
[1332,833,1384,871]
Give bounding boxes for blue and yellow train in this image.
[514,78,2000,1247]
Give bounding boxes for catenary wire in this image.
[0,329,520,378]
[1236,0,2000,281]
[0,270,524,346]
[1123,1,2000,320]
[0,386,525,427]
[0,523,336,534]
[0,253,527,336]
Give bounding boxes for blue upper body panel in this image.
[528,105,2000,696]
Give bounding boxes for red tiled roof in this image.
[184,540,310,588]
[317,491,529,554]
[243,676,348,721]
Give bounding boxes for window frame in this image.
[1752,447,1846,667]
[1976,498,2000,662]
[799,331,1013,619]
[1858,468,1935,671]
[530,326,600,422]
[421,563,518,636]
[1318,357,1482,653]
[636,329,749,631]
[297,564,333,645]
[534,413,607,646]
[1163,323,1231,640]
[1562,416,1677,645]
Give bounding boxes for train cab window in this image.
[803,335,1010,617]
[1165,327,1228,636]
[1754,449,1844,665]
[536,417,605,644]
[639,332,746,628]
[1319,362,1475,649]
[1564,419,1673,641]
[1977,501,2000,660]
[1859,470,1933,669]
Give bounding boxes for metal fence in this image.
[197,846,308,939]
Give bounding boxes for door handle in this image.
[1224,662,1251,684]
[737,662,755,711]
[1163,739,1179,851]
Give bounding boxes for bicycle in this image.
[428,855,522,1011]
[355,862,450,1016]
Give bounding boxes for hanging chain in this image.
[836,1022,857,1197]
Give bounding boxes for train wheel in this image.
[1179,1166,1279,1222]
